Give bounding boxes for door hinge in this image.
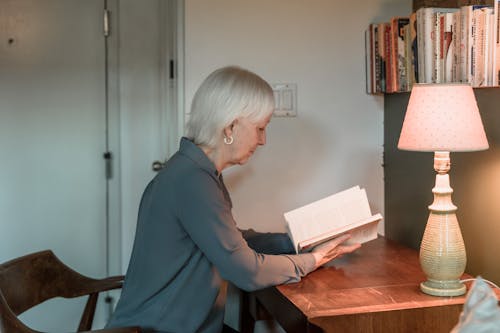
[103,151,113,179]
[104,9,110,37]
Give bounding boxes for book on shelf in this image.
[495,0,500,85]
[373,24,382,93]
[442,11,455,82]
[432,11,442,83]
[284,186,382,254]
[385,23,394,92]
[452,10,462,82]
[368,22,389,93]
[488,0,498,85]
[409,12,419,88]
[417,7,458,83]
[378,23,389,92]
[417,7,436,83]
[472,6,492,86]
[365,27,373,94]
[460,5,473,82]
[392,17,411,92]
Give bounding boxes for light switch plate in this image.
[271,83,297,117]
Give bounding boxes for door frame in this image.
[111,0,185,278]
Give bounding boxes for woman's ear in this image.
[223,119,238,138]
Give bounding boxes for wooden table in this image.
[249,237,488,333]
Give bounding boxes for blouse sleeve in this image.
[174,169,316,292]
[239,228,295,255]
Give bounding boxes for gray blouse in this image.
[106,138,316,333]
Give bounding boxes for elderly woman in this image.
[106,66,360,333]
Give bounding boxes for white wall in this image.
[185,0,411,234]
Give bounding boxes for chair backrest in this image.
[0,250,124,332]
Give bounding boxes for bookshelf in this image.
[365,0,500,94]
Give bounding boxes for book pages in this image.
[284,186,382,253]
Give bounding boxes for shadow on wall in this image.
[345,148,384,212]
[453,148,500,285]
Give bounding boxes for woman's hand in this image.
[311,234,361,269]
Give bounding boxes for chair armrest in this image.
[84,327,141,333]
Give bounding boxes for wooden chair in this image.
[0,250,140,333]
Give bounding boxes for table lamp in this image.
[397,83,488,297]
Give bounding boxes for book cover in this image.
[472,6,490,86]
[365,28,373,94]
[384,23,393,92]
[378,23,389,92]
[404,23,414,90]
[452,10,462,81]
[460,5,474,83]
[432,11,442,82]
[417,7,441,83]
[284,186,383,253]
[443,12,455,82]
[410,12,419,85]
[373,24,382,93]
[391,17,410,91]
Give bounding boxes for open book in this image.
[284,186,382,253]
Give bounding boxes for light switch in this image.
[271,83,297,117]
[281,90,293,110]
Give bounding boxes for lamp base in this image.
[420,279,466,297]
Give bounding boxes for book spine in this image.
[432,12,442,82]
[385,23,393,92]
[495,0,500,85]
[395,17,410,91]
[404,23,414,90]
[471,8,477,84]
[460,6,474,83]
[374,25,382,93]
[370,24,376,92]
[452,10,462,82]
[484,8,492,85]
[443,12,454,82]
[378,23,387,92]
[391,17,399,92]
[365,28,372,94]
[432,9,460,83]
[472,6,488,86]
[410,12,419,85]
[417,8,426,83]
[423,8,437,83]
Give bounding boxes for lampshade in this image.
[398,83,489,152]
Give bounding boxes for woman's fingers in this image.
[313,234,351,253]
[311,234,361,268]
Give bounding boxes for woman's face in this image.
[229,114,272,165]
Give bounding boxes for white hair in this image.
[186,66,275,148]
